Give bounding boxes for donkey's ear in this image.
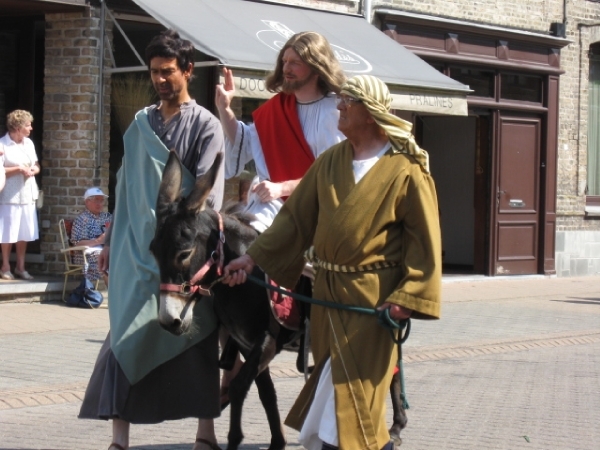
[185,152,223,213]
[157,151,183,210]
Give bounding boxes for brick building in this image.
[0,0,598,277]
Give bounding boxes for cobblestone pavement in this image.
[0,275,599,450]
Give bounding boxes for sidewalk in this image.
[0,275,599,449]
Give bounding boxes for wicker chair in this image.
[58,218,98,301]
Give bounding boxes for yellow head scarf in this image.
[340,75,430,173]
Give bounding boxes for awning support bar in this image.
[96,0,106,171]
[105,7,146,67]
[104,61,219,75]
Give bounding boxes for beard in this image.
[282,73,315,94]
[154,82,179,101]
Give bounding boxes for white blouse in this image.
[0,133,39,205]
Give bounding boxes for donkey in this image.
[151,151,304,450]
[150,151,407,449]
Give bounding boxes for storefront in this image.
[106,0,475,250]
[378,10,570,275]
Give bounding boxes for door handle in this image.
[496,190,505,206]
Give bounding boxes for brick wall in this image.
[39,8,112,274]
[373,0,600,235]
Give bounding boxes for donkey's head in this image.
[150,151,223,335]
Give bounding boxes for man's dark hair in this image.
[145,29,195,72]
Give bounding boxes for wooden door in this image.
[491,114,541,275]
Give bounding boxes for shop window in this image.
[449,67,495,98]
[429,62,446,74]
[500,73,542,103]
[586,48,600,212]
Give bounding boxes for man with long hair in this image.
[214,31,346,411]
[215,31,346,233]
[79,29,224,450]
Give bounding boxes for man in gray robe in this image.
[79,30,225,450]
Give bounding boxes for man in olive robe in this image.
[223,75,442,450]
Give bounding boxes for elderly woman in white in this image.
[0,110,41,280]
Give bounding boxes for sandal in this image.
[1,271,14,280]
[108,444,127,450]
[195,438,221,450]
[14,269,33,280]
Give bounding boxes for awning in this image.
[0,0,87,16]
[130,0,470,115]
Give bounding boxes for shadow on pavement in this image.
[551,296,600,305]
[127,445,304,450]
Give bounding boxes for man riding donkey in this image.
[214,31,346,405]
[223,75,442,450]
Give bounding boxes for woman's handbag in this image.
[36,189,43,209]
[66,278,104,309]
[24,145,41,207]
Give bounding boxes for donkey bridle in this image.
[159,211,225,297]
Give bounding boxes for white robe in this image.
[224,94,343,232]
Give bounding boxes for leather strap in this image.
[195,438,221,450]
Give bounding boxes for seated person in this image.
[70,187,112,283]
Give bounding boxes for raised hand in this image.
[215,67,236,112]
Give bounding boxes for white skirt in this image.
[0,204,39,243]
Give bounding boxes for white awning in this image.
[131,0,471,115]
[223,69,468,115]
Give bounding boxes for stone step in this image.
[0,276,107,303]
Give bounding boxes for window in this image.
[500,73,542,103]
[587,47,600,206]
[449,67,495,98]
[434,64,543,102]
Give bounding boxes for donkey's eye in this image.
[176,249,193,265]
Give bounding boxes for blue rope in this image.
[245,273,411,408]
[246,274,410,344]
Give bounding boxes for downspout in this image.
[96,0,106,172]
[361,0,372,23]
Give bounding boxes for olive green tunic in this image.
[247,140,442,450]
